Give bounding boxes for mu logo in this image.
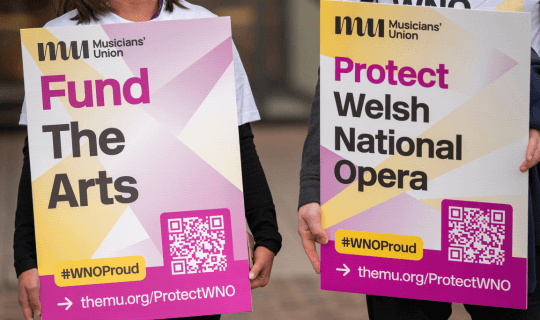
[335,16,384,38]
[37,41,89,61]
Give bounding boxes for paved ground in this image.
[0,124,471,320]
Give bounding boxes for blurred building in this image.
[0,0,55,126]
[0,0,321,126]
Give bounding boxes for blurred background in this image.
[0,0,471,319]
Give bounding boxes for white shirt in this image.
[335,0,540,54]
[19,0,260,126]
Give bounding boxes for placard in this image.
[21,17,251,319]
[320,0,530,308]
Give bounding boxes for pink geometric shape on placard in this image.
[321,146,356,205]
[110,238,163,267]
[101,19,232,92]
[102,120,247,261]
[325,193,440,245]
[143,37,233,137]
[480,48,518,89]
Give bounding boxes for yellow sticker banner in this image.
[54,256,146,287]
[335,230,423,261]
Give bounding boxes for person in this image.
[13,1,282,319]
[298,2,540,317]
[298,49,540,319]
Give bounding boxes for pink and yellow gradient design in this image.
[21,18,251,319]
[320,1,530,308]
[494,0,523,12]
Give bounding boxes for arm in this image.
[298,70,329,274]
[299,71,322,209]
[13,136,41,319]
[239,123,282,288]
[14,137,37,276]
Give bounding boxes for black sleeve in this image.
[531,48,540,130]
[13,136,38,278]
[239,123,282,255]
[298,69,321,209]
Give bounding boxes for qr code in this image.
[447,206,506,265]
[167,215,227,275]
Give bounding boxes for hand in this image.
[18,268,41,320]
[521,128,540,172]
[298,202,329,274]
[249,246,275,289]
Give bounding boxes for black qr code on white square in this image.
[447,206,506,265]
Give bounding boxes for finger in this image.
[308,220,329,244]
[18,282,34,320]
[300,208,329,244]
[301,237,321,274]
[250,277,264,289]
[521,150,539,171]
[522,131,540,171]
[521,159,529,172]
[22,302,34,320]
[297,214,310,233]
[28,286,41,317]
[19,295,33,320]
[300,205,328,244]
[250,276,269,289]
[250,268,269,289]
[249,262,262,280]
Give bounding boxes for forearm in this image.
[299,70,321,209]
[239,123,282,255]
[13,136,38,278]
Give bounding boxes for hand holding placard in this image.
[298,202,329,274]
[18,268,41,320]
[521,128,540,172]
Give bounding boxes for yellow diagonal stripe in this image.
[321,68,527,229]
[494,0,523,12]
[33,144,128,275]
[21,29,130,275]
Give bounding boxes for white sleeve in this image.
[19,97,27,125]
[232,42,261,126]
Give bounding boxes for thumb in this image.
[249,262,263,280]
